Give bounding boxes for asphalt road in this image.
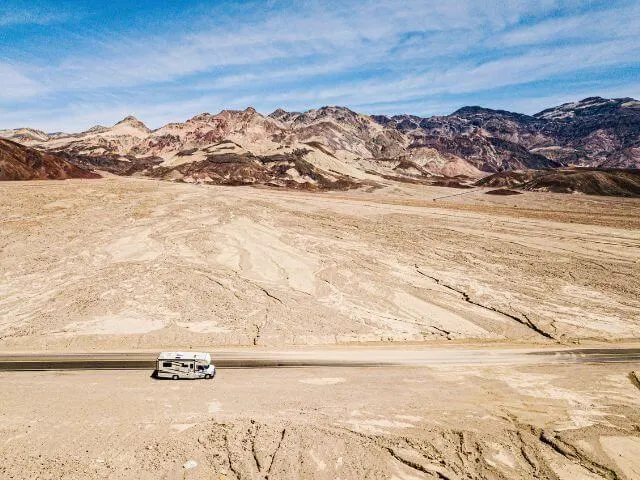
[0,345,639,371]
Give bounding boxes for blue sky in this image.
[1,0,639,131]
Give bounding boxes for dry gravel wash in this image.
[1,177,640,350]
[1,362,640,479]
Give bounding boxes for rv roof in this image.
[157,352,210,361]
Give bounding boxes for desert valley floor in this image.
[1,177,640,479]
[1,177,639,349]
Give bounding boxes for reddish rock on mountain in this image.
[0,96,637,188]
[0,138,100,181]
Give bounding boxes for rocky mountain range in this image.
[0,96,638,187]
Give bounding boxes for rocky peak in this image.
[451,106,496,117]
[187,113,214,123]
[318,105,358,117]
[293,106,362,127]
[451,106,540,126]
[113,115,150,132]
[216,107,262,119]
[86,125,109,133]
[533,96,629,121]
[268,108,301,125]
[0,127,50,143]
[370,114,392,125]
[579,96,608,103]
[375,114,426,132]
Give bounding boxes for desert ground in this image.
[1,177,640,479]
[1,358,640,479]
[1,177,639,350]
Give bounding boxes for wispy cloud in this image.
[0,0,638,130]
[497,3,640,47]
[0,5,76,27]
[0,62,46,100]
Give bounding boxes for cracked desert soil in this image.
[1,177,639,349]
[1,177,640,479]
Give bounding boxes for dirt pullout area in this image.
[1,177,639,350]
[1,362,639,479]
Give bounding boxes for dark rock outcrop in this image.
[0,138,100,181]
[477,168,640,197]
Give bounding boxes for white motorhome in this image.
[156,352,216,380]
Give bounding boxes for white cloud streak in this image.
[0,62,47,100]
[0,0,638,130]
[0,6,75,27]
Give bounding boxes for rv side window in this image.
[181,363,187,367]
[162,362,172,368]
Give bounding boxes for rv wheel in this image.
[205,374,211,379]
[172,375,179,380]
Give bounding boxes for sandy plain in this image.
[1,177,639,350]
[1,177,640,479]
